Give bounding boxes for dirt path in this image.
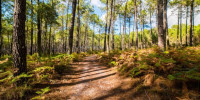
[44,55,157,100]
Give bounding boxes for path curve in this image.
[44,55,158,100]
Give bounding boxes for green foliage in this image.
[0,71,13,83]
[109,61,118,67]
[32,87,50,100]
[129,67,140,77]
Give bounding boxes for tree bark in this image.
[48,25,51,55]
[0,0,2,57]
[189,0,194,46]
[69,0,77,54]
[65,1,70,53]
[122,1,127,51]
[30,0,33,55]
[92,24,95,51]
[134,0,138,51]
[107,0,113,53]
[186,6,188,46]
[128,17,131,49]
[163,0,167,50]
[180,0,183,46]
[177,5,180,48]
[150,8,153,45]
[157,0,164,50]
[132,15,134,47]
[98,28,101,50]
[76,0,80,53]
[37,0,42,56]
[119,14,122,50]
[13,0,27,76]
[104,0,108,52]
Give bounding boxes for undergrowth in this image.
[98,46,200,99]
[0,52,88,99]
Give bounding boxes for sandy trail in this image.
[44,55,155,100]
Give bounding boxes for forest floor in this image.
[43,55,156,100]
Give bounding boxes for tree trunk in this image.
[48,25,51,55]
[186,6,188,46]
[0,0,2,57]
[132,15,134,47]
[69,0,77,54]
[140,1,143,49]
[44,21,48,55]
[30,0,33,55]
[111,0,115,50]
[104,0,108,52]
[111,19,115,50]
[92,24,95,51]
[62,11,64,53]
[157,0,164,50]
[122,1,127,51]
[13,0,27,76]
[98,28,101,50]
[163,0,167,50]
[189,0,194,46]
[65,1,70,53]
[37,0,42,56]
[107,0,113,53]
[128,17,131,49]
[150,8,153,45]
[177,5,180,48]
[180,0,183,46]
[84,25,87,52]
[119,14,122,50]
[76,0,80,53]
[134,0,138,51]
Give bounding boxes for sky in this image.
[59,0,200,34]
[90,0,200,34]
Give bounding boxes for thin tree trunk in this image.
[189,0,194,46]
[150,8,153,45]
[98,28,101,50]
[163,0,167,50]
[44,21,48,55]
[76,0,80,53]
[13,0,27,76]
[62,10,64,53]
[177,5,180,48]
[30,0,33,55]
[84,25,87,52]
[122,1,127,51]
[128,17,131,49]
[65,1,70,53]
[111,19,115,50]
[111,0,115,50]
[69,0,77,54]
[119,14,122,50]
[180,0,183,46]
[157,0,164,50]
[104,0,108,52]
[186,6,188,46]
[107,0,113,53]
[92,24,95,51]
[37,0,42,56]
[134,0,138,51]
[48,25,51,55]
[132,15,134,47]
[140,1,143,49]
[0,0,2,57]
